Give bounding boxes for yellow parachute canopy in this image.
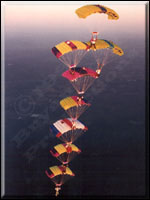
[51,40,88,68]
[75,5,119,20]
[50,166,62,177]
[54,144,66,155]
[60,97,78,111]
[112,43,124,56]
[86,39,124,56]
[50,144,81,164]
[52,40,88,58]
[60,96,90,120]
[54,144,80,155]
[49,166,74,177]
[46,165,75,196]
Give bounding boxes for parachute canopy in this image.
[60,96,90,120]
[86,38,124,71]
[50,118,88,143]
[45,165,75,196]
[50,143,81,164]
[75,4,119,20]
[51,40,88,68]
[46,165,74,179]
[86,39,124,56]
[62,67,98,94]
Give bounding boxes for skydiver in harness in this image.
[77,96,84,105]
[54,164,67,196]
[96,63,104,78]
[87,32,99,51]
[87,32,102,78]
[55,185,61,197]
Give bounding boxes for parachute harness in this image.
[89,32,99,51]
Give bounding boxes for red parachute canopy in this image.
[62,67,98,94]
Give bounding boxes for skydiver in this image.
[61,165,67,174]
[88,38,97,51]
[69,66,76,75]
[55,186,61,196]
[77,96,84,104]
[88,32,99,51]
[66,144,72,153]
[96,63,104,78]
[72,120,76,130]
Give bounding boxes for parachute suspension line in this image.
[92,49,111,70]
[74,50,87,67]
[84,76,93,93]
[105,49,118,66]
[67,106,78,120]
[71,76,95,95]
[74,51,78,66]
[59,50,87,68]
[76,104,88,119]
[83,76,95,93]
[92,50,100,66]
[74,50,81,66]
[82,76,88,94]
[82,76,89,94]
[102,48,111,66]
[59,54,70,68]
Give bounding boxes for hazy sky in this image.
[5,3,145,40]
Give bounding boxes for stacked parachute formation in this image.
[46,4,124,196]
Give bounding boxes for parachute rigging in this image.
[60,96,91,120]
[52,40,88,68]
[62,67,98,94]
[86,32,124,72]
[50,118,88,143]
[45,165,75,196]
[50,143,81,164]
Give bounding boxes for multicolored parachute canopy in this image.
[62,67,98,94]
[46,165,75,178]
[86,38,124,70]
[86,39,124,56]
[75,4,119,20]
[60,96,90,120]
[45,165,75,196]
[50,143,81,164]
[51,40,88,68]
[50,118,88,143]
